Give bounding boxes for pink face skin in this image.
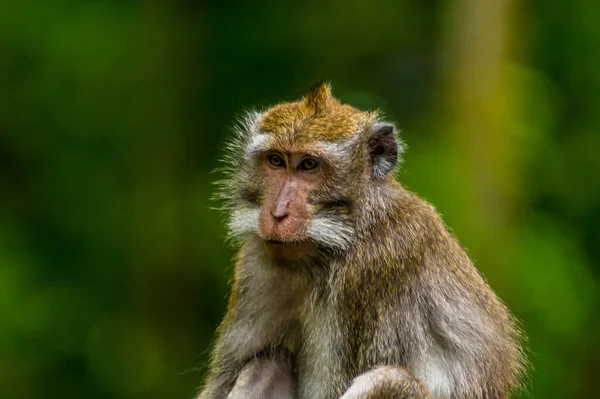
[258,151,323,262]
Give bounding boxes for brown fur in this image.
[198,84,526,399]
[339,180,524,397]
[261,82,375,143]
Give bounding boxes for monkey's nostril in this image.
[270,211,289,223]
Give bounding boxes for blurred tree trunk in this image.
[440,0,519,280]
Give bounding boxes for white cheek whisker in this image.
[228,207,260,240]
[306,216,355,251]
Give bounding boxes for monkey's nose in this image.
[270,210,289,223]
[271,197,290,223]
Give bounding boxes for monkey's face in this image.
[257,151,322,261]
[222,82,403,262]
[227,135,358,260]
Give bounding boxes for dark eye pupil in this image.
[269,155,283,166]
[302,159,317,170]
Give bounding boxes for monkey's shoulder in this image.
[344,187,499,307]
[354,187,459,267]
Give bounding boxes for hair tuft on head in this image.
[304,80,333,115]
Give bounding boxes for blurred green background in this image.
[1,1,599,398]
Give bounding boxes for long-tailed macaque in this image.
[198,83,526,399]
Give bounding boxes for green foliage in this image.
[1,1,599,398]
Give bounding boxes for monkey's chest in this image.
[287,302,347,399]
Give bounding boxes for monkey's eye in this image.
[299,158,319,171]
[267,153,285,168]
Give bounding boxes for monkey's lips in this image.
[265,239,306,246]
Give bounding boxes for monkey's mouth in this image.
[264,238,316,262]
[265,239,306,246]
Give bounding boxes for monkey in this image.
[198,82,526,399]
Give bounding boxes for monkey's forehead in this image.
[260,101,374,142]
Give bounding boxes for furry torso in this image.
[231,187,522,399]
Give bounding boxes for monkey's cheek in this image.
[257,215,276,239]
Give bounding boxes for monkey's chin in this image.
[263,239,316,263]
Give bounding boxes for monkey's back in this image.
[329,187,526,399]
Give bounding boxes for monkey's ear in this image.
[368,123,401,179]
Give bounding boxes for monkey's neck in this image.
[354,178,404,229]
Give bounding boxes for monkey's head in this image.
[220,82,404,262]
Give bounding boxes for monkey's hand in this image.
[339,366,431,399]
[226,354,296,399]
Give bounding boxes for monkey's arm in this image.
[226,353,295,399]
[198,260,298,399]
[340,366,431,399]
[199,341,295,399]
[198,304,296,399]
